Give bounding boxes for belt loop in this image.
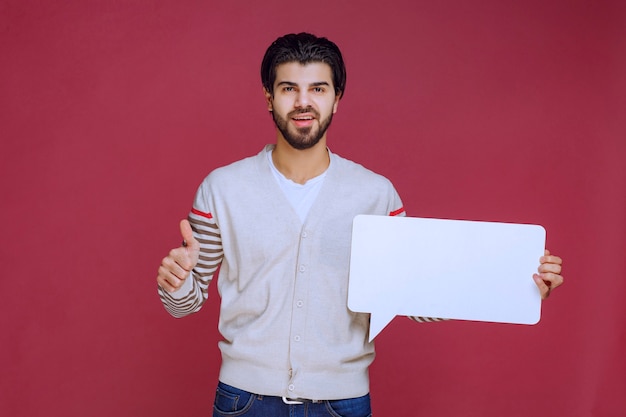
[282,396,304,405]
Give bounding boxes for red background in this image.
[1,1,624,416]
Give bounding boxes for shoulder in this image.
[201,147,267,186]
[330,151,395,189]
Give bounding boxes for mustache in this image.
[288,107,319,118]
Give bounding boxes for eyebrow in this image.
[276,81,331,88]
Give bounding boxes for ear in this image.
[332,91,342,114]
[264,88,273,111]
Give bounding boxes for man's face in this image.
[265,62,340,150]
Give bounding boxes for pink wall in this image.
[1,1,624,416]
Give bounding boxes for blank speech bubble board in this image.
[348,215,546,341]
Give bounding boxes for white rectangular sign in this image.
[348,215,546,341]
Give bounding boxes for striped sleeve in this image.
[157,208,223,318]
[409,316,449,323]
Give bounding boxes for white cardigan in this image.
[159,145,405,400]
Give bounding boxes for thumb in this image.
[180,219,199,249]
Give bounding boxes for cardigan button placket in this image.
[287,226,313,399]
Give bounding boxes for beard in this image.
[272,107,334,150]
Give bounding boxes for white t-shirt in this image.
[267,148,328,223]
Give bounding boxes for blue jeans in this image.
[212,382,372,417]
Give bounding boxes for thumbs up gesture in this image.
[157,219,200,292]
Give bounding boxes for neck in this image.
[272,136,330,184]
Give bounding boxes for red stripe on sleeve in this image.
[191,207,213,219]
[389,207,405,216]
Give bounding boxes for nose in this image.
[294,90,310,108]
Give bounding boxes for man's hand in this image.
[533,249,563,299]
[157,219,200,292]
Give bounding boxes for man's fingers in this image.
[540,254,562,266]
[164,248,192,273]
[533,274,552,299]
[158,253,192,292]
[536,248,564,299]
[180,219,198,249]
[157,271,180,292]
[540,271,564,289]
[156,219,200,293]
[157,264,187,292]
[533,268,564,299]
[538,262,562,274]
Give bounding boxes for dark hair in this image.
[261,32,346,98]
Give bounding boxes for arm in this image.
[156,211,223,318]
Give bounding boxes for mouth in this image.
[291,114,316,128]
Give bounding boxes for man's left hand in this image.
[534,249,564,299]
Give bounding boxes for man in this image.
[157,33,563,417]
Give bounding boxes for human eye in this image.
[312,86,326,93]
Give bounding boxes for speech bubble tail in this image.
[368,311,396,342]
